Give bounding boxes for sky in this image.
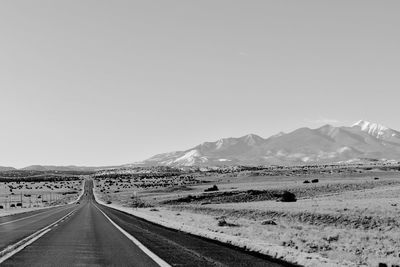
[0,1,399,168]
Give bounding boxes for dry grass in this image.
[169,183,400,266]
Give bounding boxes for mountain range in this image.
[134,120,400,167]
[2,120,400,170]
[0,165,109,172]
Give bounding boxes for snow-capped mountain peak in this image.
[352,120,391,139]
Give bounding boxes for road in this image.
[1,180,296,267]
[0,205,76,253]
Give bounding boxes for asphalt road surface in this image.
[1,180,296,267]
[0,204,76,253]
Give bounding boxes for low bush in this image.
[261,219,277,225]
[217,217,239,227]
[204,185,219,192]
[303,180,310,184]
[280,191,297,202]
[218,218,228,226]
[131,198,152,208]
[311,179,319,183]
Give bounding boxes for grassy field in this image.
[94,166,400,266]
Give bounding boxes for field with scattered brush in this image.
[94,164,400,266]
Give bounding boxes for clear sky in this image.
[0,1,399,168]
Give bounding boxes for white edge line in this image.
[0,229,52,262]
[0,209,75,263]
[94,204,171,267]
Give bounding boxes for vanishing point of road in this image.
[0,180,297,267]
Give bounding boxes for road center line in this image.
[94,204,171,267]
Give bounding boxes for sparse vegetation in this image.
[204,185,219,192]
[93,164,400,266]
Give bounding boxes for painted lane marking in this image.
[0,209,76,263]
[94,204,171,267]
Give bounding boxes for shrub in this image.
[324,234,339,242]
[16,203,22,207]
[311,179,319,183]
[303,180,310,184]
[261,219,277,225]
[218,218,228,226]
[216,217,239,227]
[10,204,15,208]
[131,198,152,208]
[280,191,297,202]
[0,205,3,209]
[204,185,219,192]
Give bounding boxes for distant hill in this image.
[133,120,400,167]
[21,165,104,172]
[0,166,17,171]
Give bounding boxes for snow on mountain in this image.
[135,121,400,167]
[352,120,400,145]
[353,120,390,138]
[172,149,209,165]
